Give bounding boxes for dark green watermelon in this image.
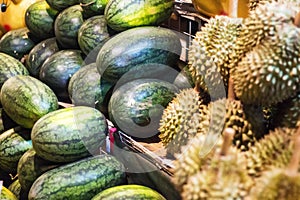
[46,0,79,11]
[0,28,35,60]
[25,37,60,77]
[96,26,182,84]
[39,49,84,102]
[54,5,84,49]
[25,0,59,41]
[68,63,113,115]
[108,78,179,139]
[81,0,109,18]
[78,15,110,56]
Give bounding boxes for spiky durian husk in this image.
[231,23,300,106]
[248,0,273,11]
[230,1,299,70]
[249,168,300,200]
[273,92,300,129]
[244,127,297,178]
[182,146,253,200]
[158,88,209,156]
[172,104,214,190]
[188,15,242,91]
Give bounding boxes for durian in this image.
[244,127,298,178]
[158,88,209,156]
[273,92,300,129]
[181,128,253,200]
[188,15,242,92]
[248,127,300,200]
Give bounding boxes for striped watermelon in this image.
[78,15,110,56]
[0,52,29,89]
[104,0,173,31]
[7,179,21,200]
[92,184,166,200]
[54,5,84,49]
[31,106,108,163]
[46,0,79,11]
[0,127,32,174]
[0,75,59,128]
[25,0,59,40]
[25,37,60,77]
[81,0,109,18]
[0,186,18,200]
[28,154,127,200]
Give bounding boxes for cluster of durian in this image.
[157,0,300,199]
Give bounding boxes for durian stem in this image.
[220,128,235,156]
[294,12,300,28]
[285,126,300,176]
[228,0,238,18]
[227,76,236,101]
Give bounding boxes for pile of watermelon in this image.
[0,0,186,199]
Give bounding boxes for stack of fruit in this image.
[0,0,180,199]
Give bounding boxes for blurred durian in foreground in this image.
[182,128,253,200]
[247,127,300,200]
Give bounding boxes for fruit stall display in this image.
[0,0,299,199]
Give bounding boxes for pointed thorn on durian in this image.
[220,128,235,156]
[294,12,300,28]
[285,126,300,177]
[227,75,236,101]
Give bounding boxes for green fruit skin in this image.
[25,0,59,40]
[7,179,21,199]
[96,26,182,84]
[0,52,29,89]
[91,184,166,200]
[1,186,18,200]
[0,75,59,129]
[28,154,127,200]
[81,0,109,18]
[78,15,110,56]
[39,49,84,102]
[108,78,179,138]
[17,148,60,193]
[46,0,79,11]
[68,63,113,115]
[0,28,35,60]
[54,5,84,49]
[31,106,108,163]
[104,0,173,31]
[25,37,60,78]
[0,127,32,174]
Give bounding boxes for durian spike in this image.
[220,128,235,156]
[285,126,300,176]
[294,12,300,28]
[228,0,238,18]
[227,75,236,101]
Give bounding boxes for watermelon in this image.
[54,5,84,49]
[0,127,32,174]
[31,106,108,163]
[81,0,109,18]
[92,184,166,200]
[0,75,59,129]
[0,186,18,200]
[96,26,182,84]
[0,28,35,60]
[17,148,59,193]
[25,0,59,41]
[46,0,79,11]
[7,179,21,200]
[28,154,127,200]
[108,78,179,139]
[104,0,173,31]
[25,37,60,77]
[78,15,110,56]
[39,49,84,102]
[68,63,113,115]
[0,52,29,89]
